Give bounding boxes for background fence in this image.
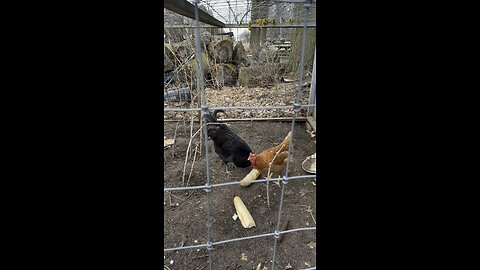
[164,1,317,269]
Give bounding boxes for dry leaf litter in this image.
[164,83,312,120]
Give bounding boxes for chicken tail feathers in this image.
[204,110,224,138]
[204,110,217,123]
[284,131,291,143]
[213,109,227,119]
[279,131,292,151]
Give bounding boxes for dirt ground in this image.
[164,120,316,270]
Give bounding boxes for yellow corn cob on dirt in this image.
[233,196,256,228]
[240,168,261,187]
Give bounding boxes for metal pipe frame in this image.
[164,0,226,27]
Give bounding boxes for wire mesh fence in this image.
[164,0,316,269]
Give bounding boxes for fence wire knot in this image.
[282,176,289,185]
[274,230,281,239]
[206,241,213,251]
[293,103,302,112]
[204,184,212,193]
[201,105,209,111]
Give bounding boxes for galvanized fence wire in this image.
[164,1,316,269]
[271,1,313,269]
[164,174,316,192]
[193,3,215,270]
[164,226,316,253]
[163,104,317,112]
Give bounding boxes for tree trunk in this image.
[260,27,267,46]
[287,4,316,75]
[249,0,269,58]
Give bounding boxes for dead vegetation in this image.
[164,82,312,121]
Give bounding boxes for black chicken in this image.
[204,110,252,174]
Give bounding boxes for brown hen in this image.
[247,132,291,177]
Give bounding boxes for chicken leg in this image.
[225,163,237,175]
